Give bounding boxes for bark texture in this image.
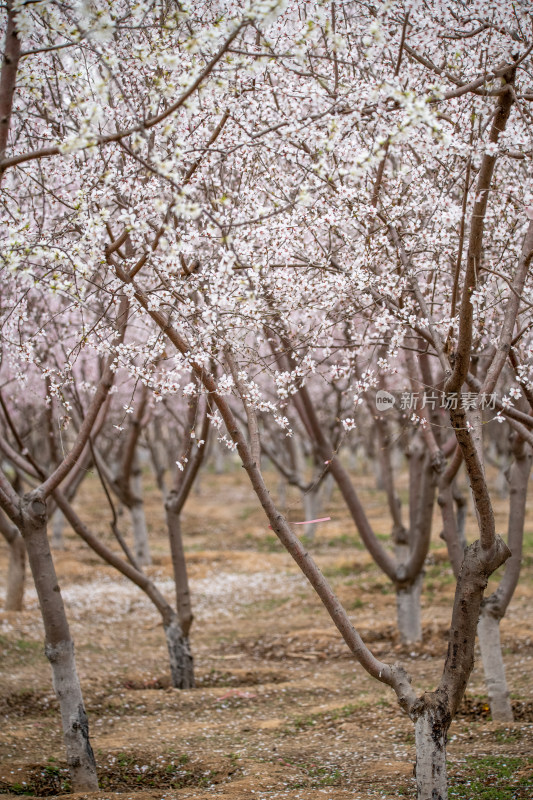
[46,640,99,789]
[414,704,448,800]
[20,494,98,790]
[164,616,195,689]
[439,537,510,717]
[165,497,194,637]
[0,2,22,171]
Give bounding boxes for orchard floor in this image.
[1,468,533,800]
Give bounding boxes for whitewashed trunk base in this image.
[478,610,513,721]
[302,490,320,541]
[130,502,151,566]
[396,577,422,644]
[46,640,99,791]
[165,619,194,689]
[51,510,66,550]
[415,709,447,800]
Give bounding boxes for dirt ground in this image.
[1,466,532,800]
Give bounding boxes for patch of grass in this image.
[0,765,71,795]
[325,533,365,549]
[10,783,34,795]
[0,636,43,667]
[494,727,523,743]
[323,562,359,578]
[284,703,361,734]
[15,639,42,652]
[305,763,342,787]
[198,769,219,787]
[247,533,283,552]
[243,596,290,613]
[281,757,343,789]
[449,755,533,799]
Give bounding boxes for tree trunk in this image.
[396,577,422,644]
[3,519,26,611]
[414,705,447,800]
[164,615,194,690]
[395,543,422,643]
[321,471,334,505]
[302,488,321,541]
[438,483,464,578]
[129,500,151,566]
[20,494,98,791]
[374,455,385,490]
[51,509,66,549]
[475,437,531,721]
[147,418,168,494]
[165,497,194,637]
[6,531,26,610]
[477,607,512,721]
[129,465,151,565]
[164,493,195,688]
[452,482,468,550]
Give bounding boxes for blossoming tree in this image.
[2,1,533,798]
